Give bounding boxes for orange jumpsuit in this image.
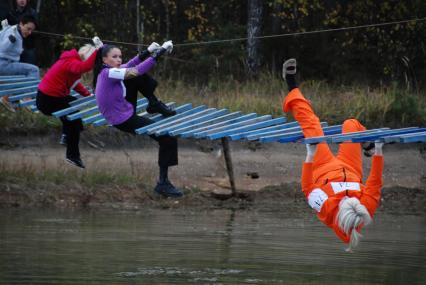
[283,88,384,243]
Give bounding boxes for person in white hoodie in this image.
[0,15,39,111]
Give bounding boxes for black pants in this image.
[36,90,83,159]
[124,74,158,113]
[114,114,178,167]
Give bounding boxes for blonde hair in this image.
[336,197,372,252]
[78,44,96,61]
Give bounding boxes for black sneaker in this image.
[146,100,176,117]
[59,134,67,146]
[154,180,183,198]
[362,142,375,157]
[66,156,86,169]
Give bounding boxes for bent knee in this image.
[342,119,366,133]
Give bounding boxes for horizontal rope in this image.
[33,17,426,48]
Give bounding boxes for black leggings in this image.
[114,114,178,167]
[36,90,83,158]
[124,74,158,113]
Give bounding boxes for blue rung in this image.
[69,94,95,106]
[8,91,37,102]
[177,112,243,138]
[162,109,229,136]
[259,125,341,143]
[51,99,97,117]
[0,80,40,90]
[235,121,300,141]
[227,118,291,141]
[246,122,328,141]
[143,106,210,135]
[303,128,389,144]
[192,113,258,139]
[0,75,26,79]
[204,115,273,140]
[151,108,219,136]
[0,85,38,97]
[0,77,38,83]
[398,131,426,143]
[18,98,35,107]
[350,128,425,142]
[212,117,286,141]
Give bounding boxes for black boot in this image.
[66,156,85,169]
[154,179,183,198]
[147,100,176,117]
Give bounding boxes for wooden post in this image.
[221,137,237,196]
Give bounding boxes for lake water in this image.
[0,208,425,284]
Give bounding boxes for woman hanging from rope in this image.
[93,41,182,198]
[281,58,384,251]
[36,37,103,169]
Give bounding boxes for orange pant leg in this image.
[283,88,335,174]
[336,119,366,179]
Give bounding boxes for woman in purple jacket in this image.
[93,42,182,198]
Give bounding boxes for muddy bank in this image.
[0,180,425,215]
[1,133,425,213]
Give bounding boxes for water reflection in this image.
[0,208,425,284]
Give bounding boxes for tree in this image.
[247,0,263,77]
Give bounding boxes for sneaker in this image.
[66,156,86,169]
[282,58,297,81]
[1,96,16,113]
[154,180,183,198]
[146,100,176,117]
[362,142,375,157]
[59,134,67,146]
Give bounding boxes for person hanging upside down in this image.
[281,58,384,251]
[93,41,182,198]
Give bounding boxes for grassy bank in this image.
[1,76,425,135]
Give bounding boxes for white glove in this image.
[92,36,104,49]
[305,144,317,163]
[374,142,384,156]
[161,40,173,54]
[1,19,9,29]
[147,42,161,53]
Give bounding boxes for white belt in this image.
[330,182,360,194]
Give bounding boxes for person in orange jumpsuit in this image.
[281,59,384,251]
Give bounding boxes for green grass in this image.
[1,75,425,135]
[0,161,147,188]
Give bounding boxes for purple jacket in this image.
[95,56,155,125]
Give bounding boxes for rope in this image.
[33,17,426,48]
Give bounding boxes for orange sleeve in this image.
[68,49,98,75]
[73,83,91,97]
[364,155,384,203]
[301,162,314,198]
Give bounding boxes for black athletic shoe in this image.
[59,134,67,146]
[146,100,176,117]
[66,156,86,169]
[362,142,375,157]
[154,180,183,198]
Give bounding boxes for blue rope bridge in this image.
[1,75,425,144]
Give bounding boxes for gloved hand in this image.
[305,143,317,163]
[147,42,161,53]
[161,40,173,54]
[374,142,384,156]
[1,19,9,29]
[92,36,104,49]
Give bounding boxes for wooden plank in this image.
[171,111,242,137]
[208,117,285,140]
[158,109,229,136]
[0,85,38,97]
